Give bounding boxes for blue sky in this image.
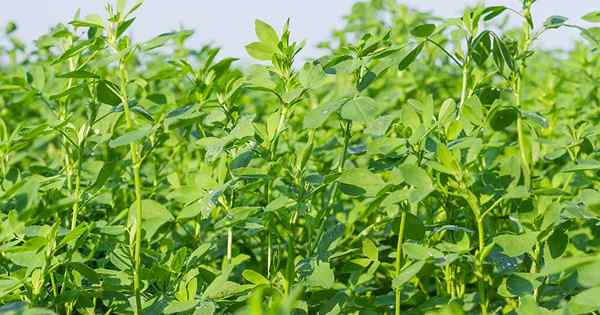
[1,0,595,61]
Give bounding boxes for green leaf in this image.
[504,186,529,200]
[356,70,376,92]
[108,126,151,148]
[116,18,136,38]
[398,164,431,190]
[392,261,425,288]
[57,70,98,79]
[303,98,349,129]
[69,14,104,28]
[194,302,216,315]
[142,31,192,51]
[68,262,99,283]
[164,300,198,314]
[583,11,600,23]
[411,24,436,37]
[494,232,538,257]
[506,273,538,297]
[403,243,443,260]
[338,167,385,196]
[489,106,518,131]
[96,80,122,106]
[569,287,600,310]
[521,111,548,128]
[544,16,568,29]
[132,105,154,122]
[438,98,456,125]
[580,189,600,215]
[483,6,507,21]
[547,228,568,258]
[362,239,378,261]
[517,295,554,315]
[245,42,274,61]
[340,96,378,123]
[129,199,174,239]
[462,95,485,127]
[203,273,247,299]
[398,43,424,70]
[491,34,515,71]
[397,164,433,203]
[147,93,167,105]
[541,256,598,275]
[562,160,600,172]
[307,262,335,289]
[298,63,325,89]
[255,19,278,46]
[242,269,269,285]
[577,260,600,287]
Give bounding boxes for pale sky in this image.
[1,1,596,61]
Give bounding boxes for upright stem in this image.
[118,62,144,315]
[227,227,233,262]
[395,210,407,315]
[456,56,470,119]
[476,216,488,315]
[516,115,531,189]
[286,217,296,294]
[463,190,487,314]
[265,104,290,278]
[327,120,352,206]
[516,2,533,190]
[312,120,352,255]
[267,232,272,278]
[70,153,82,231]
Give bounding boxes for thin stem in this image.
[328,120,352,206]
[118,61,144,315]
[70,142,83,231]
[516,116,531,189]
[264,104,290,279]
[426,38,463,67]
[456,56,470,119]
[227,227,233,262]
[267,231,272,278]
[476,217,488,315]
[312,120,352,255]
[464,190,487,315]
[515,2,533,190]
[286,218,296,294]
[395,210,407,315]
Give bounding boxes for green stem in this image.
[465,190,487,315]
[264,104,290,279]
[118,62,144,315]
[327,120,352,206]
[70,145,83,231]
[267,231,272,278]
[395,210,407,315]
[517,113,531,189]
[516,2,533,190]
[456,56,470,119]
[286,221,295,294]
[227,227,233,262]
[313,120,352,255]
[476,217,488,315]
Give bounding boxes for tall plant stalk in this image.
[395,210,407,315]
[515,1,534,190]
[120,66,144,315]
[465,190,487,315]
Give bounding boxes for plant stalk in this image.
[456,56,470,119]
[395,210,407,315]
[118,62,144,315]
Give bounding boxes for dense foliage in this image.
[1,0,600,314]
